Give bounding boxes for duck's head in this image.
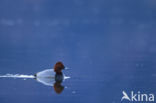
[54,61,65,74]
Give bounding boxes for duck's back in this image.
[36,69,55,78]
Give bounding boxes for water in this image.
[0,0,156,103]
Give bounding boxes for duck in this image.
[34,62,65,77]
[34,61,66,86]
[34,61,66,94]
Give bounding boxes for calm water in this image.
[0,0,156,103]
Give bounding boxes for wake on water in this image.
[0,74,34,78]
[0,69,70,79]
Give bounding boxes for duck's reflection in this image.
[53,72,64,94]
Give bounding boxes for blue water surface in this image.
[0,0,156,103]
